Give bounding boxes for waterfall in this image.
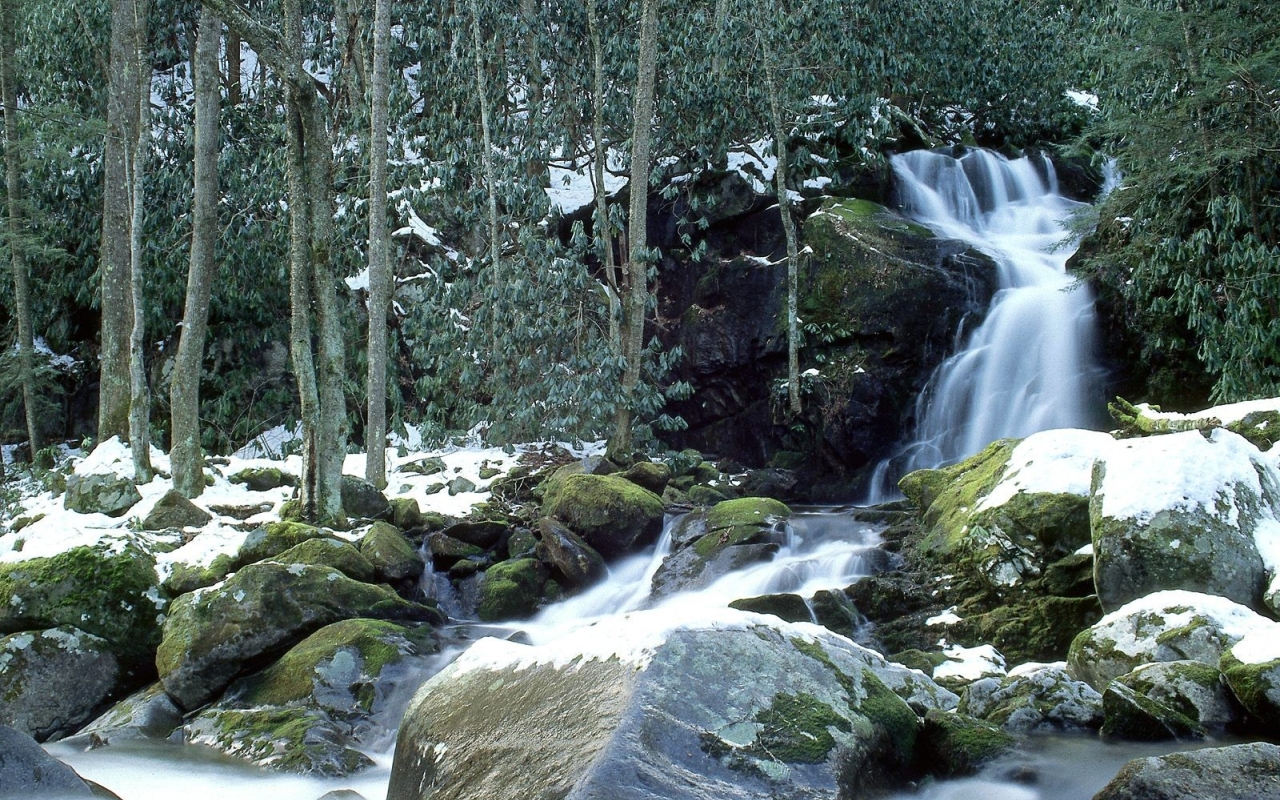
[868,149,1101,500]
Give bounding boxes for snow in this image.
[977,429,1115,512]
[1231,628,1280,665]
[726,138,778,195]
[926,607,962,626]
[545,151,628,215]
[1095,428,1270,524]
[1065,90,1099,111]
[1136,397,1280,427]
[1088,590,1275,658]
[932,644,1005,682]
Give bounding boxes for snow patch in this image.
[933,644,1006,682]
[978,429,1115,511]
[1089,590,1274,658]
[1231,628,1280,665]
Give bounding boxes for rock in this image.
[476,559,549,621]
[1116,660,1243,734]
[0,542,165,673]
[390,497,423,530]
[359,522,424,583]
[808,589,865,639]
[65,683,184,747]
[0,627,121,741]
[504,528,538,559]
[959,663,1102,733]
[229,466,297,491]
[425,533,485,568]
[63,472,141,517]
[736,468,798,500]
[446,476,476,496]
[156,561,439,711]
[542,474,665,559]
[1100,682,1205,742]
[914,708,1017,777]
[440,520,506,550]
[536,518,606,589]
[729,593,812,624]
[341,476,391,520]
[1067,590,1278,690]
[207,501,273,520]
[399,457,444,476]
[269,538,377,583]
[1094,742,1280,800]
[1220,629,1280,736]
[141,489,213,530]
[185,619,438,775]
[620,461,670,495]
[651,498,792,598]
[237,522,343,569]
[0,724,101,797]
[1090,429,1272,612]
[687,484,730,505]
[389,621,927,800]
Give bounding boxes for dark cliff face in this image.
[653,179,998,499]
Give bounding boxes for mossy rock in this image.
[65,682,184,746]
[162,553,236,597]
[268,538,376,583]
[1117,660,1243,734]
[687,484,730,506]
[237,522,340,569]
[1100,681,1205,742]
[0,543,164,671]
[537,518,606,589]
[477,467,502,481]
[399,457,445,476]
[63,472,142,517]
[951,594,1102,664]
[620,461,670,495]
[1093,742,1280,800]
[890,649,946,676]
[390,497,424,530]
[505,528,538,559]
[915,708,1017,777]
[958,664,1102,733]
[476,558,549,621]
[901,439,1018,555]
[694,497,792,559]
[229,467,297,491]
[447,476,477,496]
[542,474,665,560]
[1220,653,1280,736]
[0,626,121,741]
[425,532,486,568]
[729,593,812,624]
[341,476,392,520]
[141,489,213,530]
[185,705,373,776]
[359,522,424,583]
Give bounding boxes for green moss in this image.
[268,538,375,582]
[477,558,548,621]
[237,522,333,568]
[858,670,921,758]
[917,708,1016,777]
[196,706,372,776]
[913,439,1019,555]
[692,498,792,558]
[229,467,296,491]
[754,692,851,763]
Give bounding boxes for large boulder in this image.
[1090,428,1274,612]
[140,489,212,531]
[63,473,141,517]
[542,474,665,559]
[1094,742,1280,800]
[156,561,439,710]
[236,522,344,570]
[959,662,1102,733]
[268,538,376,583]
[1113,660,1243,735]
[358,522,424,583]
[389,616,930,800]
[0,627,120,741]
[1220,629,1280,737]
[651,497,791,598]
[1100,682,1204,742]
[1067,590,1278,690]
[65,683,184,747]
[183,619,438,776]
[475,558,550,621]
[0,542,165,674]
[0,724,103,797]
[341,476,391,520]
[537,517,606,589]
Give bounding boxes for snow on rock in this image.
[977,428,1115,512]
[1136,397,1280,428]
[1230,628,1280,666]
[933,644,1006,683]
[545,151,628,215]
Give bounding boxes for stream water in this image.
[867,149,1104,500]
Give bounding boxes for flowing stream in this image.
[868,148,1103,500]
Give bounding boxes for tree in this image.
[99,0,147,442]
[170,6,220,498]
[1,0,41,462]
[126,0,151,482]
[364,0,392,487]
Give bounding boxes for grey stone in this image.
[141,489,213,530]
[1094,742,1280,800]
[0,627,121,742]
[63,472,141,517]
[0,724,99,797]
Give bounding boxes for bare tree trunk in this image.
[758,29,801,416]
[586,0,620,350]
[364,0,392,487]
[1,0,41,462]
[100,0,143,442]
[609,0,660,461]
[467,0,501,343]
[127,0,152,482]
[170,7,220,498]
[226,28,240,106]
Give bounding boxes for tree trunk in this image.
[127,0,152,482]
[1,0,41,462]
[99,0,143,442]
[609,0,661,461]
[364,0,392,487]
[170,7,220,498]
[758,28,801,416]
[467,0,501,343]
[586,0,620,350]
[226,27,240,106]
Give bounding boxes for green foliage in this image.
[1083,0,1280,402]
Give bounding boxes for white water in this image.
[869,149,1101,500]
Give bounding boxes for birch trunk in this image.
[364,0,392,487]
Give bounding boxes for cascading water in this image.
[867,149,1102,500]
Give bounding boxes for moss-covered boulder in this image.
[1220,630,1280,736]
[621,461,671,495]
[0,724,104,797]
[236,522,342,569]
[1067,590,1277,690]
[914,708,1017,777]
[542,474,665,560]
[341,476,391,520]
[182,619,438,775]
[959,663,1102,733]
[0,627,121,741]
[476,558,549,621]
[1094,742,1280,800]
[441,519,506,549]
[229,466,297,491]
[359,521,424,583]
[651,498,791,598]
[536,518,606,589]
[1090,429,1271,612]
[63,472,141,517]
[389,621,931,800]
[141,489,213,531]
[268,538,376,583]
[156,562,438,711]
[1101,681,1205,742]
[390,497,424,530]
[398,457,444,477]
[425,532,485,568]
[1116,660,1243,735]
[0,542,164,673]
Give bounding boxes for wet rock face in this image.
[0,627,121,741]
[1094,742,1280,800]
[0,724,101,797]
